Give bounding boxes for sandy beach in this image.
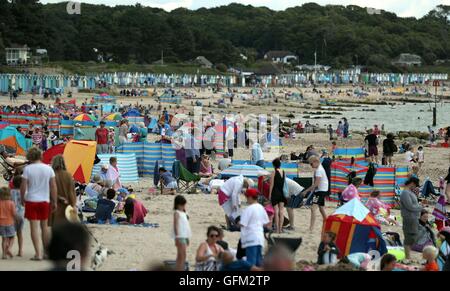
[0,85,449,270]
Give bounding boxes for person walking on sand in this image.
[364,129,379,164]
[20,148,57,261]
[49,155,76,226]
[303,156,329,232]
[382,133,397,166]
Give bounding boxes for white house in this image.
[391,53,422,67]
[264,51,297,64]
[5,45,31,65]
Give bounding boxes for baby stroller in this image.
[0,155,14,181]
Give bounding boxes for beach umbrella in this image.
[74,113,97,122]
[219,164,270,179]
[104,113,123,121]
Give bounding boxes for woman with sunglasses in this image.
[195,225,224,271]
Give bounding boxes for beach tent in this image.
[0,126,30,156]
[219,164,270,179]
[63,140,97,183]
[324,199,387,258]
[123,108,144,125]
[42,143,66,164]
[91,154,139,183]
[123,108,141,117]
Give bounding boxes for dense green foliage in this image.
[0,1,449,70]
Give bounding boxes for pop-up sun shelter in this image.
[324,198,387,258]
[0,126,30,155]
[43,140,97,183]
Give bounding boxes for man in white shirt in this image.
[20,148,57,261]
[240,188,270,267]
[285,178,305,231]
[303,156,329,232]
[218,175,253,229]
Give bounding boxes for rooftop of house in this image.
[392,53,422,63]
[264,50,296,59]
[195,56,213,66]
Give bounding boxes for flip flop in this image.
[30,256,42,261]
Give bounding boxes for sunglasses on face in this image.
[209,234,219,238]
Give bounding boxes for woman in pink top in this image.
[341,177,362,202]
[199,154,213,178]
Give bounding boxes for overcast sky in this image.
[40,0,448,18]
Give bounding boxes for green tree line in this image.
[0,1,449,70]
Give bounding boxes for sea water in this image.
[301,102,450,132]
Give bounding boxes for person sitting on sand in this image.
[251,141,265,168]
[85,175,104,199]
[317,231,339,265]
[94,189,116,224]
[123,197,148,225]
[106,157,122,191]
[411,209,436,252]
[217,152,232,171]
[195,226,224,271]
[341,177,362,203]
[420,246,439,271]
[405,147,417,164]
[380,253,397,271]
[199,154,213,178]
[366,191,396,225]
[219,251,262,271]
[159,167,177,195]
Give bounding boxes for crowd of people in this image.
[0,93,449,272]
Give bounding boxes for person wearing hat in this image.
[218,175,253,229]
[73,123,85,140]
[95,121,109,154]
[239,188,270,267]
[85,175,103,199]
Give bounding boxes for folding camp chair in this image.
[172,160,201,194]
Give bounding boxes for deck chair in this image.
[172,160,200,193]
